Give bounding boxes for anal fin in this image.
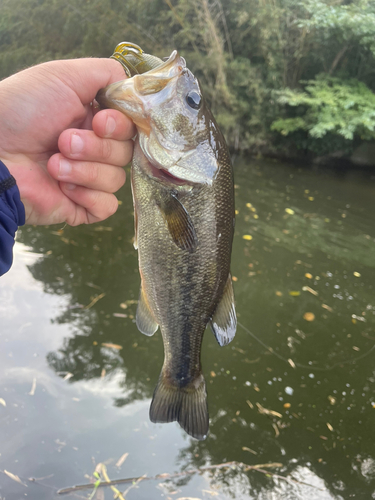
[210,274,237,346]
[136,283,158,336]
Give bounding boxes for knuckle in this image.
[100,138,112,160]
[87,163,99,184]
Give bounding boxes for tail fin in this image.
[149,373,209,440]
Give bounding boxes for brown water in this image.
[1,157,375,499]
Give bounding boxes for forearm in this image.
[0,160,25,275]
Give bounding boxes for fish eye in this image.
[186,90,201,110]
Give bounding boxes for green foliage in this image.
[1,0,375,158]
[272,76,375,153]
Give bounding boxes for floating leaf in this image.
[0,398,6,407]
[303,312,315,321]
[353,272,361,277]
[285,208,295,215]
[116,452,129,468]
[242,235,253,241]
[101,343,123,350]
[4,470,27,487]
[242,446,257,455]
[289,291,300,296]
[305,273,313,279]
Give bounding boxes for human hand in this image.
[0,58,135,226]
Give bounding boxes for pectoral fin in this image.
[157,193,198,253]
[210,274,237,346]
[136,283,158,336]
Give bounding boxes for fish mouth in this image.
[147,160,189,186]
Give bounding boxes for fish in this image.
[96,46,236,440]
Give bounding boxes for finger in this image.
[58,129,133,166]
[60,182,120,226]
[92,109,136,140]
[47,153,126,193]
[42,58,126,105]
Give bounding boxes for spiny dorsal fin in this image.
[157,193,198,253]
[136,283,158,336]
[210,274,237,347]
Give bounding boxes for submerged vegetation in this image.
[1,0,375,159]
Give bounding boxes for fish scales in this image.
[96,44,236,439]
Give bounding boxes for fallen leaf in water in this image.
[256,403,282,418]
[242,235,253,241]
[4,470,27,486]
[0,398,6,407]
[242,446,257,454]
[288,358,296,369]
[29,377,36,396]
[303,312,315,321]
[63,373,73,381]
[302,286,318,296]
[116,452,129,468]
[322,304,333,312]
[275,291,283,297]
[272,423,280,437]
[289,291,300,296]
[101,369,106,378]
[353,272,361,277]
[94,226,113,232]
[84,293,105,310]
[232,276,238,282]
[326,423,333,432]
[177,497,202,500]
[102,343,123,350]
[285,208,295,215]
[210,371,216,377]
[283,403,291,409]
[113,313,128,318]
[305,273,313,279]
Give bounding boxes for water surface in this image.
[1,158,375,499]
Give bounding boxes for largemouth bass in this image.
[96,46,236,440]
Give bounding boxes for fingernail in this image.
[71,133,84,154]
[105,116,116,136]
[64,183,76,191]
[59,159,72,177]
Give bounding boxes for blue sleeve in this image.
[0,160,26,276]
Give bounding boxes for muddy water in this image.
[1,158,375,499]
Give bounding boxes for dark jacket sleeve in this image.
[0,160,25,276]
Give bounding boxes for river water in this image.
[1,157,375,499]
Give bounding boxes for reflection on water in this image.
[1,158,375,499]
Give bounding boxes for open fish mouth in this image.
[145,158,190,186]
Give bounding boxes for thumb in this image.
[47,57,127,105]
